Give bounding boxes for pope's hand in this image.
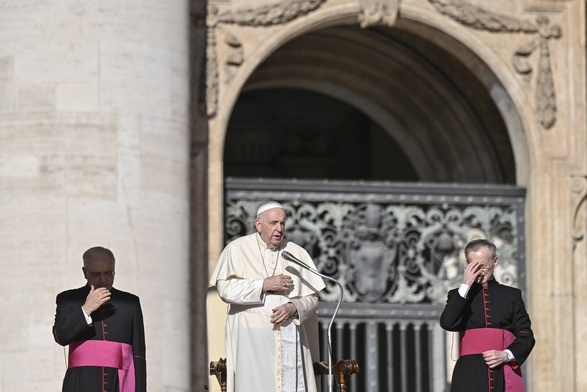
[263,274,294,294]
[270,302,297,325]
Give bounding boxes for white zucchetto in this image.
[256,201,284,217]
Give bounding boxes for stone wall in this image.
[0,1,192,390]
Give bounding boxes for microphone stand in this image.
[282,251,344,392]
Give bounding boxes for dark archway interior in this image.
[225,88,418,181]
[224,25,515,184]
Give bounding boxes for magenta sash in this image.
[68,340,135,392]
[460,328,524,392]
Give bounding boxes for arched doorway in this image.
[225,25,516,184]
[220,24,526,392]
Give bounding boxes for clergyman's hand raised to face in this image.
[82,285,111,315]
[462,261,484,287]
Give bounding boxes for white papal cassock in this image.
[210,232,326,392]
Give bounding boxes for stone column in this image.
[0,1,191,390]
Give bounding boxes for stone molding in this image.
[202,25,219,118]
[571,174,587,249]
[215,0,325,26]
[201,0,563,128]
[427,0,562,130]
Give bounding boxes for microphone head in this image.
[281,251,311,271]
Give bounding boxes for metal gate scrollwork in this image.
[225,179,526,305]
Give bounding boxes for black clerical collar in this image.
[483,278,498,288]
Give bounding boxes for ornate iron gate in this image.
[224,178,526,392]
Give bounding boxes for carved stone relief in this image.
[358,0,399,28]
[202,0,563,130]
[571,174,587,250]
[202,0,326,118]
[202,19,219,117]
[427,0,562,129]
[215,0,326,26]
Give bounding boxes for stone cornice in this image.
[215,0,325,26]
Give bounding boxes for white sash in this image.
[280,318,305,392]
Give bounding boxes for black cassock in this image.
[440,279,535,392]
[53,285,147,392]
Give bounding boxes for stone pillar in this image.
[0,1,191,390]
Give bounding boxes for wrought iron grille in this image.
[224,177,526,391]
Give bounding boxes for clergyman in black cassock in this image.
[53,246,146,392]
[440,239,535,392]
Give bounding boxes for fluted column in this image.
[0,1,191,390]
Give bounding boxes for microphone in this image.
[282,250,344,392]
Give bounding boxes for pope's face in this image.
[466,246,498,284]
[255,207,286,248]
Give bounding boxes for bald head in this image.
[83,246,115,267]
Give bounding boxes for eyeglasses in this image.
[87,270,115,278]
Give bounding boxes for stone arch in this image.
[234,24,518,184]
[207,0,533,285]
[393,8,534,186]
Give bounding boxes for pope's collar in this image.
[256,232,284,251]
